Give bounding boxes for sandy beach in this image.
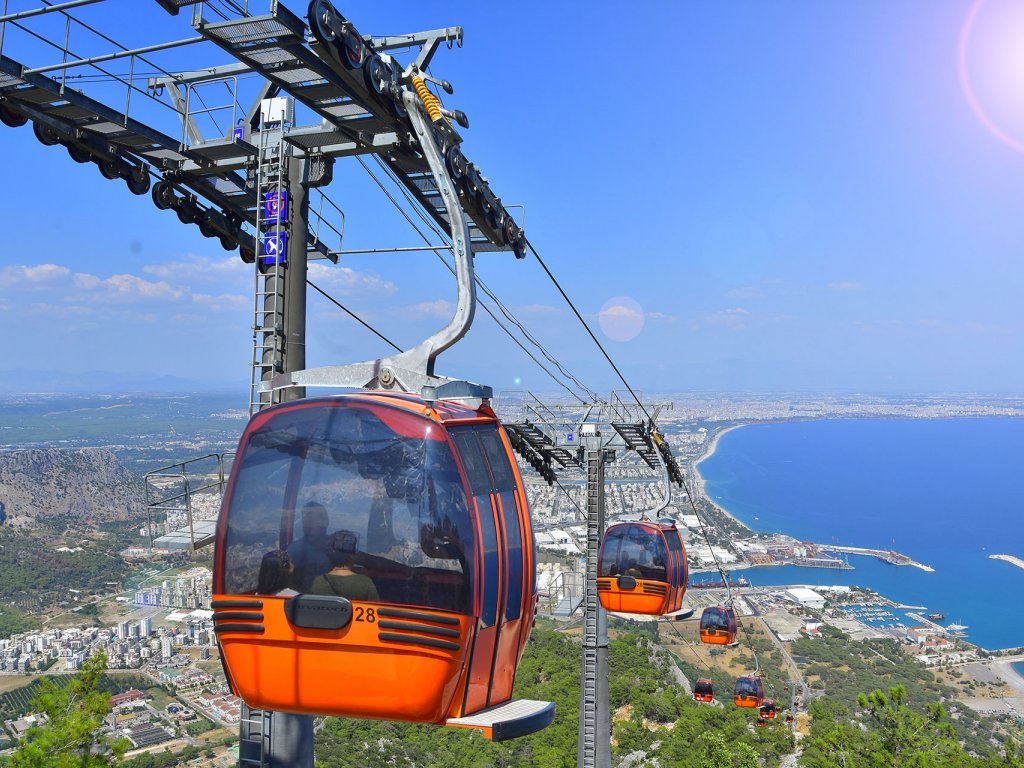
[689,424,752,532]
[995,660,1024,694]
[962,659,1024,715]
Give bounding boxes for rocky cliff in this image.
[0,448,145,527]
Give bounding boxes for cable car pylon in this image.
[503,394,685,768]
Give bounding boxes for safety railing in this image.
[144,452,234,552]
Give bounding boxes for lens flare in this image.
[598,296,645,342]
[959,0,1024,153]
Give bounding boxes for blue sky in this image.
[1,0,1023,395]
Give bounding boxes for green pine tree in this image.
[856,685,971,768]
[8,651,129,768]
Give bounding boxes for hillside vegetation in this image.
[314,623,793,768]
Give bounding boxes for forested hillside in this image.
[314,623,793,768]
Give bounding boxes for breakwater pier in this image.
[816,544,935,572]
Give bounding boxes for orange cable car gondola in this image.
[693,678,715,703]
[760,700,778,719]
[597,521,687,615]
[212,393,554,739]
[699,605,738,645]
[734,675,765,708]
[755,715,767,728]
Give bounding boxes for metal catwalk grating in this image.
[273,67,323,85]
[246,47,297,66]
[202,17,301,47]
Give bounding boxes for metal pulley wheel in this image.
[503,215,519,248]
[489,202,506,233]
[464,163,483,199]
[445,145,468,184]
[364,55,389,96]
[98,158,120,180]
[0,104,27,128]
[151,181,175,210]
[364,54,406,119]
[199,219,218,239]
[32,121,60,146]
[341,25,366,69]
[126,166,150,195]
[66,142,92,163]
[512,227,527,259]
[225,212,243,238]
[309,0,338,44]
[175,200,199,225]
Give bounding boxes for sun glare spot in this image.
[598,296,645,342]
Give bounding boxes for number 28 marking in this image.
[354,607,376,623]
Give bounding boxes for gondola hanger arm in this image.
[634,428,673,521]
[268,88,487,402]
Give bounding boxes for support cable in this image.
[666,620,716,675]
[369,157,601,403]
[525,238,775,693]
[306,280,402,353]
[552,477,585,520]
[526,237,652,421]
[678,471,769,683]
[355,157,592,404]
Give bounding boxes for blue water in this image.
[698,418,1024,651]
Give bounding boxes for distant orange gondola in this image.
[212,393,553,739]
[693,678,714,703]
[699,605,737,645]
[734,676,765,708]
[597,521,687,615]
[760,701,778,719]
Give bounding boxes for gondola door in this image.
[450,425,531,713]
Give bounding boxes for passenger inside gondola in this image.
[256,549,299,596]
[311,531,380,600]
[599,525,668,583]
[700,605,738,645]
[735,678,760,697]
[734,675,764,707]
[220,402,476,614]
[288,503,331,591]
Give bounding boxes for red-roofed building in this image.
[109,689,147,709]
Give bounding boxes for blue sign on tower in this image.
[261,232,288,265]
[263,190,289,224]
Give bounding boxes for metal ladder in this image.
[238,704,271,768]
[248,110,289,415]
[579,448,605,768]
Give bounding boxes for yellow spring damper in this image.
[412,76,445,124]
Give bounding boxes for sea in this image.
[696,417,1024,654]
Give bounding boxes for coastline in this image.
[690,424,752,533]
[997,661,1024,695]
